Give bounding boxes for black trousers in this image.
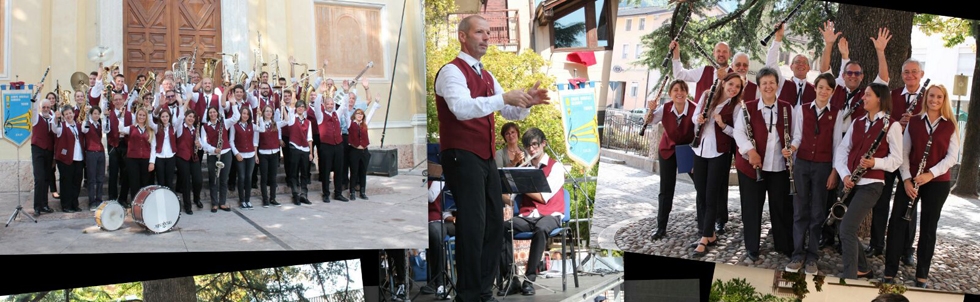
[839,183,883,278]
[176,157,203,209]
[503,215,562,281]
[208,152,233,206]
[236,155,256,205]
[228,154,238,189]
[287,146,310,197]
[154,157,177,190]
[693,153,731,237]
[657,154,692,231]
[318,143,344,196]
[428,221,457,287]
[738,170,794,255]
[259,153,280,202]
[342,134,351,187]
[126,158,151,204]
[791,158,833,262]
[884,181,949,279]
[281,135,292,179]
[871,171,916,255]
[441,149,504,301]
[349,147,370,193]
[107,145,130,203]
[31,145,53,211]
[822,186,839,246]
[85,151,107,207]
[56,161,83,210]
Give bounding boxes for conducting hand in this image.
[525,81,551,106]
[503,89,531,108]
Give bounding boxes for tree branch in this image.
[26,291,49,302]
[700,0,762,33]
[239,271,263,301]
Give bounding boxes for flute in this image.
[760,0,805,46]
[739,99,763,182]
[783,106,795,194]
[904,130,934,221]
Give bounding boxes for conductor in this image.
[434,15,550,302]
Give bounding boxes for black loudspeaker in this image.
[368,148,398,177]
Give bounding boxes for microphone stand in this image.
[545,144,617,277]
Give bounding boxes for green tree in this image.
[912,15,980,198]
[709,278,794,302]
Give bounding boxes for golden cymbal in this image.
[70,72,89,91]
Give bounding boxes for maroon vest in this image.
[891,87,925,123]
[54,122,83,165]
[831,86,867,121]
[176,124,199,162]
[154,125,177,154]
[258,94,280,112]
[234,123,256,154]
[518,158,565,217]
[658,101,696,159]
[83,120,105,152]
[693,66,735,104]
[289,117,311,148]
[318,108,342,145]
[193,91,220,119]
[780,79,817,106]
[435,57,496,159]
[349,121,370,148]
[796,102,838,163]
[742,81,758,102]
[307,109,319,139]
[31,114,54,150]
[705,98,737,154]
[258,121,281,150]
[87,87,100,108]
[734,100,793,178]
[107,109,132,148]
[847,116,893,181]
[203,122,231,151]
[906,117,955,182]
[127,126,152,159]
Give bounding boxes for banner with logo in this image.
[557,83,600,170]
[2,87,34,146]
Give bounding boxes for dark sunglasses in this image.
[844,71,863,76]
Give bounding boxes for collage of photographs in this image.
[0,0,977,301]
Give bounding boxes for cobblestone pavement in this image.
[593,161,980,295]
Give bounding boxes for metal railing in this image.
[600,110,651,157]
[447,9,521,50]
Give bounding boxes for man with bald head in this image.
[434,15,550,302]
[767,25,816,106]
[670,40,733,104]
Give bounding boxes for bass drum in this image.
[132,185,181,233]
[94,200,126,231]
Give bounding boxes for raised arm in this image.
[819,21,841,74]
[871,28,892,84]
[223,105,241,129]
[669,40,704,82]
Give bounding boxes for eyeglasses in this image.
[733,63,749,68]
[166,95,176,99]
[524,141,541,149]
[844,71,863,76]
[902,70,921,75]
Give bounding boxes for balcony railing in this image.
[447,9,521,51]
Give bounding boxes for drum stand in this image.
[6,146,37,227]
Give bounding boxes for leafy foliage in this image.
[709,278,794,302]
[913,15,976,48]
[635,0,835,92]
[877,282,908,296]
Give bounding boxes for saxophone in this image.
[215,120,225,169]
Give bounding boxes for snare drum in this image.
[132,185,181,233]
[94,200,126,231]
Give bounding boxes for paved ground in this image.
[592,160,980,295]
[0,169,428,254]
[400,272,624,302]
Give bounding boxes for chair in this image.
[510,188,579,291]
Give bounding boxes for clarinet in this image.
[690,81,717,149]
[760,0,805,46]
[905,79,931,117]
[31,66,52,102]
[783,106,795,194]
[214,119,225,169]
[904,129,934,221]
[639,74,671,137]
[826,118,891,226]
[660,11,693,68]
[840,89,861,120]
[739,99,763,182]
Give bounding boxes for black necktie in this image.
[813,106,823,134]
[765,105,775,132]
[907,93,913,108]
[797,82,804,106]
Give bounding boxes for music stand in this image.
[427,177,456,300]
[498,167,556,296]
[5,84,38,227]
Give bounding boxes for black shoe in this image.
[880,277,896,284]
[301,196,312,205]
[334,194,349,202]
[323,196,331,203]
[688,238,717,248]
[902,254,915,266]
[38,207,54,214]
[520,281,534,296]
[864,246,882,257]
[651,230,666,240]
[292,195,301,205]
[270,200,281,206]
[692,242,709,258]
[746,251,760,262]
[63,208,75,213]
[195,201,204,208]
[915,280,928,288]
[497,277,521,296]
[262,200,270,208]
[359,191,368,200]
[715,222,726,235]
[211,207,218,213]
[185,209,193,215]
[349,191,356,201]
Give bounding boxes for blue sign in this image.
[2,90,34,146]
[557,86,600,170]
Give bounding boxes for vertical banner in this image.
[557,84,600,170]
[2,87,33,146]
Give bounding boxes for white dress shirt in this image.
[230,122,259,158]
[735,100,786,172]
[52,121,84,162]
[286,108,314,152]
[834,111,904,185]
[434,52,530,121]
[199,104,241,155]
[518,153,566,220]
[899,115,960,181]
[691,94,736,158]
[150,124,177,163]
[649,100,690,127]
[791,101,842,152]
[256,118,287,154]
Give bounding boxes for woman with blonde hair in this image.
[120,107,156,204]
[881,84,959,288]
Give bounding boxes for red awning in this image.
[566,52,596,66]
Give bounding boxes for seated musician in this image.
[500,127,565,296]
[424,161,455,299]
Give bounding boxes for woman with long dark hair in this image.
[256,105,287,207]
[833,82,903,279]
[231,105,258,209]
[200,99,241,213]
[690,72,743,257]
[150,104,178,190]
[174,106,204,215]
[644,79,696,240]
[882,84,959,288]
